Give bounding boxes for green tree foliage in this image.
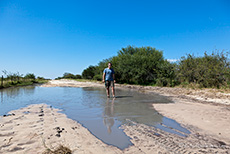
[0,70,47,89]
[176,52,230,88]
[155,60,177,87]
[113,46,167,84]
[24,73,36,80]
[59,73,82,79]
[81,46,230,88]
[63,73,76,79]
[2,70,23,81]
[82,65,96,79]
[75,74,82,79]
[37,76,45,80]
[82,46,175,85]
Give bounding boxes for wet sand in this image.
[0,104,121,154]
[1,79,230,153]
[1,104,229,154]
[153,97,230,144]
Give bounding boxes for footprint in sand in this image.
[17,140,36,146]
[2,120,13,125]
[30,125,37,128]
[13,115,24,120]
[0,132,15,137]
[7,146,24,152]
[0,143,12,149]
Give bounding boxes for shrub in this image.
[81,46,230,88]
[43,145,71,154]
[82,66,96,79]
[176,51,230,88]
[75,74,82,79]
[24,73,36,80]
[93,74,102,81]
[63,73,75,79]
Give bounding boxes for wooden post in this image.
[1,75,3,87]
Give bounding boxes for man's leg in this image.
[111,81,115,97]
[105,81,110,97]
[106,88,110,97]
[112,87,115,97]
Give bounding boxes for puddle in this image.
[0,86,190,149]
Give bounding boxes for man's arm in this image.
[113,74,116,83]
[103,73,105,82]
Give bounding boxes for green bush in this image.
[113,46,165,84]
[24,73,36,80]
[75,74,82,79]
[82,66,96,79]
[81,46,230,88]
[176,52,230,88]
[63,73,75,79]
[93,74,102,81]
[37,76,45,80]
[82,46,176,86]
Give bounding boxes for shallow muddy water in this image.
[0,86,190,149]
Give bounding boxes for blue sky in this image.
[0,0,230,79]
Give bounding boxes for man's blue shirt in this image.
[103,68,115,81]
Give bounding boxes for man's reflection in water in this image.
[1,90,3,103]
[103,98,115,134]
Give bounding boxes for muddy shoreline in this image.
[1,104,229,154]
[0,79,230,153]
[42,79,230,106]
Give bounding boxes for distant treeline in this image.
[56,73,82,80]
[59,46,230,88]
[0,71,48,88]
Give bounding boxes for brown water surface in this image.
[0,86,190,149]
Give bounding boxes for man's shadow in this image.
[114,96,132,98]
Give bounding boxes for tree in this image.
[24,73,36,80]
[176,51,230,88]
[82,66,96,79]
[113,46,166,84]
[63,73,75,79]
[75,74,82,79]
[82,46,174,85]
[156,60,177,87]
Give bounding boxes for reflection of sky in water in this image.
[0,86,190,149]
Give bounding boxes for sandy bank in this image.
[153,97,230,144]
[0,104,121,154]
[1,104,229,154]
[1,79,229,153]
[41,79,230,152]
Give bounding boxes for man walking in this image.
[103,62,116,98]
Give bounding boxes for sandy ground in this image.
[1,104,229,154]
[1,79,230,153]
[0,104,121,154]
[153,98,230,144]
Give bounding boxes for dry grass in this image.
[43,145,72,154]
